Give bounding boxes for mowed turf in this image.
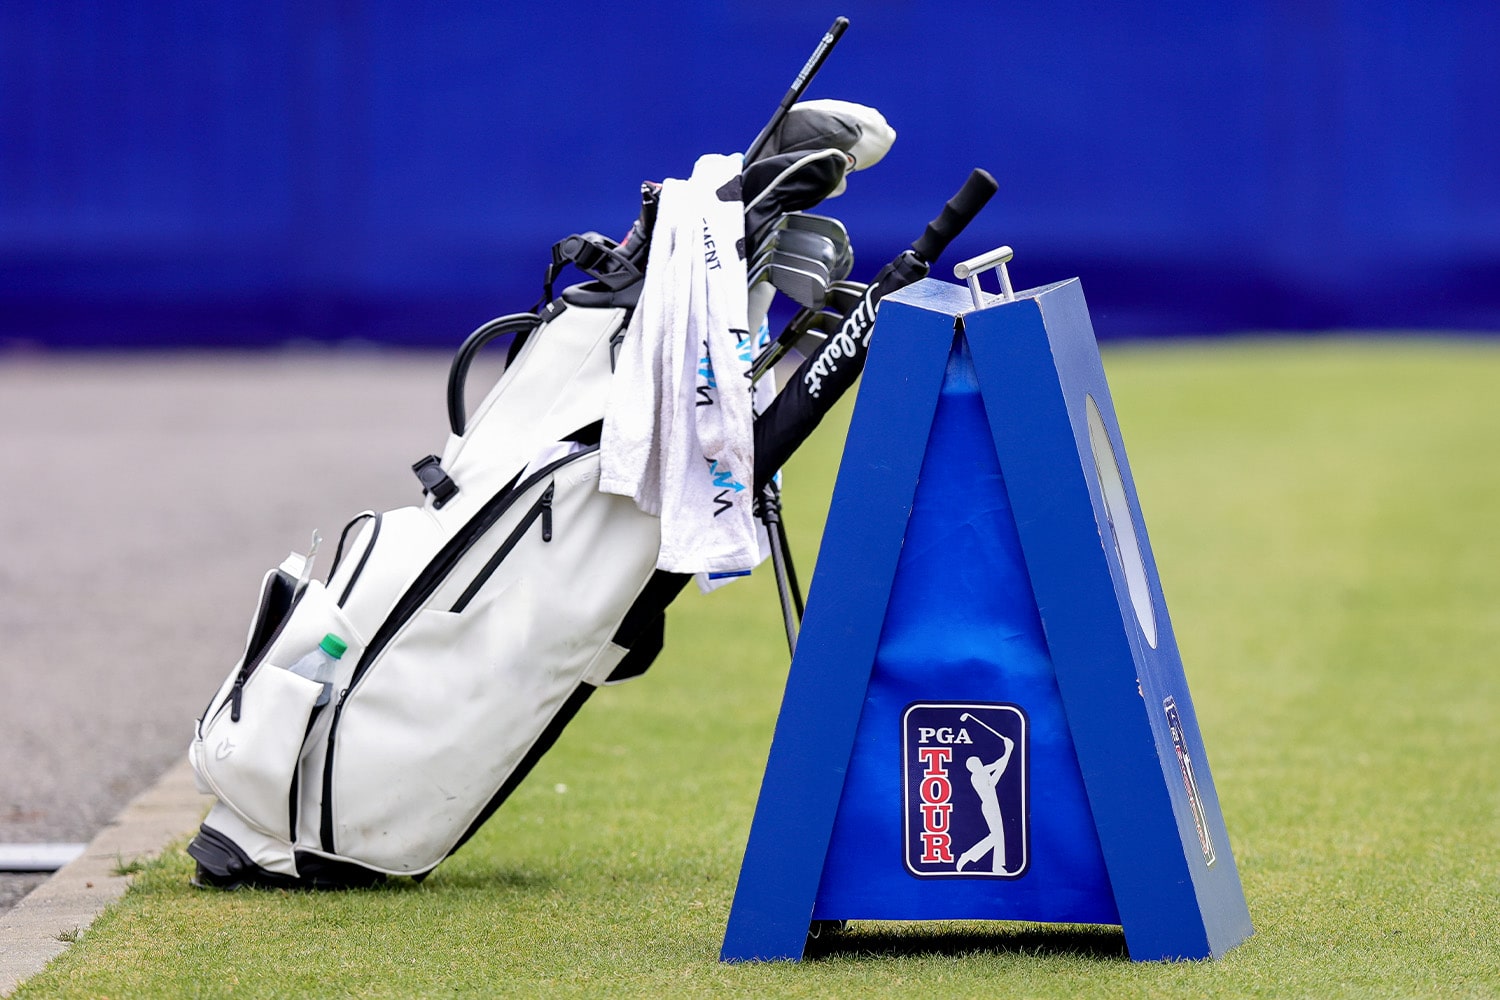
[17,337,1499,998]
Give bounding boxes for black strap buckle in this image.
[412,455,459,509]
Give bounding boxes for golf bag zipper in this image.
[449,483,554,614]
[220,583,305,725]
[318,445,595,854]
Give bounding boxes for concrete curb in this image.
[0,761,210,997]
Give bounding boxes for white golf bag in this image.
[188,293,670,887]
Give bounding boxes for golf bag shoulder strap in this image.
[551,232,643,292]
[560,279,643,310]
[538,182,658,308]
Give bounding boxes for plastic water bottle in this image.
[286,633,347,707]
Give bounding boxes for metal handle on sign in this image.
[953,245,1015,309]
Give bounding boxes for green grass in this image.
[18,337,1500,998]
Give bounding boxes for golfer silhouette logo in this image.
[902,703,1028,878]
[956,734,1017,873]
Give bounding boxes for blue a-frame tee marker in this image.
[721,277,1252,963]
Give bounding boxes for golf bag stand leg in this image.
[757,482,804,657]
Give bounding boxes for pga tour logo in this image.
[902,703,1028,878]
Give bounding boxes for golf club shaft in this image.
[959,712,1006,741]
[749,281,864,385]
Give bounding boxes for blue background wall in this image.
[4,2,1498,347]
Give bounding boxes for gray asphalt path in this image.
[0,351,454,912]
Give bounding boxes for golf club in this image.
[959,711,1007,742]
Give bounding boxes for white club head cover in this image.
[766,99,897,196]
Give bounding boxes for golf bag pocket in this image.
[193,664,323,842]
[192,579,363,841]
[195,564,298,741]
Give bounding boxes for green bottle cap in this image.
[319,633,348,659]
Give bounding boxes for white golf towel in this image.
[600,153,760,576]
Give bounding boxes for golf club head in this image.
[829,241,853,282]
[779,213,853,281]
[766,260,831,309]
[752,212,849,258]
[750,217,834,265]
[752,234,839,286]
[780,212,849,244]
[778,229,842,272]
[748,252,829,291]
[773,252,833,290]
[748,239,833,290]
[750,217,850,287]
[787,282,865,346]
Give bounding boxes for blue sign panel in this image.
[722,278,1252,964]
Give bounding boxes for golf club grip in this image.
[791,16,849,97]
[744,16,850,163]
[909,168,998,264]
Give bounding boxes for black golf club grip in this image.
[909,168,998,264]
